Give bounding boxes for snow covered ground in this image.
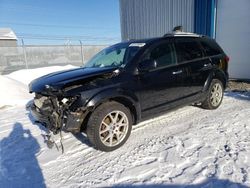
[0,66,250,188]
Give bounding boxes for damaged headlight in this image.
[58,96,79,108]
[61,98,69,104]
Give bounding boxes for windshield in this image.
[84,42,143,68]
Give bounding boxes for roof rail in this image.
[163,31,201,38]
[163,26,202,38]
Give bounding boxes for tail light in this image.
[225,56,230,63]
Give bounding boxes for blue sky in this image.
[0,0,121,45]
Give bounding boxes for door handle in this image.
[203,63,212,67]
[172,70,183,75]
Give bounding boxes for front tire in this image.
[86,101,132,152]
[202,79,224,109]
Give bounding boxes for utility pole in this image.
[21,39,28,69]
[79,40,84,65]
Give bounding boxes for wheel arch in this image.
[85,89,141,125]
[110,96,139,125]
[203,69,228,92]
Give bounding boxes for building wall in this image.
[194,0,216,38]
[119,0,195,41]
[216,0,250,80]
[0,40,17,47]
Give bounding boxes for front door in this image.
[134,40,187,118]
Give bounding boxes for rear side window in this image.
[200,39,222,56]
[143,42,175,68]
[175,38,203,63]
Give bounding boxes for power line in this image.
[0,4,99,16]
[17,36,119,42]
[16,33,120,41]
[1,21,117,30]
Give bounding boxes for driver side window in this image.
[143,42,175,68]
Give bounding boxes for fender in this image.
[85,87,141,123]
[203,68,228,92]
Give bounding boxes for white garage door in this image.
[216,0,250,80]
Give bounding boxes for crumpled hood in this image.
[29,67,118,93]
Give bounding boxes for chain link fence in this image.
[0,45,107,75]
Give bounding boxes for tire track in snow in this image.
[42,95,250,187]
[1,94,250,187]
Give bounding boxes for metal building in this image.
[120,0,195,40]
[119,0,250,80]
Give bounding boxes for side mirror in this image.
[138,59,157,72]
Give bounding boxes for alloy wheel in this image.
[99,110,129,147]
[210,83,223,107]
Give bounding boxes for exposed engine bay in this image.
[31,93,88,135]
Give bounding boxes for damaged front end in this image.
[31,93,88,135]
[28,66,120,136]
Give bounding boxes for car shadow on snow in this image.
[225,91,250,101]
[73,132,93,147]
[112,178,248,188]
[0,122,46,188]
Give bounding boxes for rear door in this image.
[174,37,212,96]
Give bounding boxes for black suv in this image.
[29,32,229,151]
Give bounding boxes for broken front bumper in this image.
[31,104,50,126]
[30,96,87,134]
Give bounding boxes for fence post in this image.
[79,40,84,65]
[21,39,28,69]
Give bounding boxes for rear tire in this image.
[202,79,224,109]
[86,101,132,152]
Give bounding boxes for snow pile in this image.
[6,65,77,85]
[0,65,78,108]
[0,76,31,108]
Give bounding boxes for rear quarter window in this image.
[174,38,203,63]
[200,39,222,56]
